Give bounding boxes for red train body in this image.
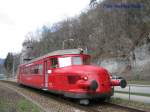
[17,49,126,104]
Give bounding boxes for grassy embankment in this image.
[0,98,44,112]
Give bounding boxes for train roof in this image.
[21,49,88,65]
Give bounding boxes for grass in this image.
[0,100,12,112]
[109,97,150,111]
[128,80,150,85]
[115,91,150,97]
[0,98,44,112]
[17,99,44,112]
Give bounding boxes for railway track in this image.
[0,80,148,112]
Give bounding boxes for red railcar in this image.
[17,49,126,104]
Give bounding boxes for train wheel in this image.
[17,82,22,86]
[79,99,90,105]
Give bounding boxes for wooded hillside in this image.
[22,0,150,62]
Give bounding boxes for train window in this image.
[19,67,22,74]
[72,57,82,65]
[24,68,26,74]
[24,67,27,74]
[34,65,39,74]
[22,68,25,74]
[34,69,38,74]
[27,67,30,74]
[30,66,33,74]
[83,57,90,65]
[26,67,30,74]
[30,65,39,74]
[59,57,71,68]
[39,64,43,75]
[50,58,58,68]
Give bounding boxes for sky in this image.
[0,0,91,59]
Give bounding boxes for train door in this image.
[44,60,50,89]
[44,58,55,90]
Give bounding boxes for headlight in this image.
[82,76,88,81]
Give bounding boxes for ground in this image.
[0,85,44,112]
[110,97,150,111]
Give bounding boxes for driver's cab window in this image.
[83,57,90,65]
[50,58,58,68]
[59,57,72,68]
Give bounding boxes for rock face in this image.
[99,58,129,73]
[134,44,150,71]
[98,43,150,80]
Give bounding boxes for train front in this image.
[55,51,127,104]
[64,64,127,99]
